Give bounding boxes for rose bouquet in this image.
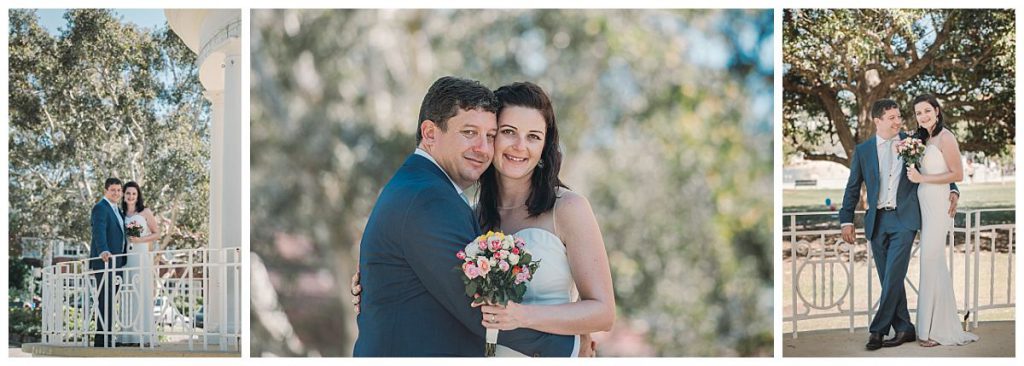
[125,222,143,238]
[456,231,540,356]
[896,136,927,168]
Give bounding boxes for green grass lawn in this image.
[784,182,1015,212]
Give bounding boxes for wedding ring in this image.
[490,314,496,323]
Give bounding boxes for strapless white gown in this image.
[121,213,155,345]
[495,228,576,357]
[915,145,978,345]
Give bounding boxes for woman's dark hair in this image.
[911,94,945,144]
[478,82,568,231]
[121,181,146,213]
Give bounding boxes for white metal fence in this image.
[39,247,241,351]
[783,208,1015,338]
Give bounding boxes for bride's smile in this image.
[494,106,547,179]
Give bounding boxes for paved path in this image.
[13,340,240,357]
[784,321,1014,357]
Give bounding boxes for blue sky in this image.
[35,9,167,35]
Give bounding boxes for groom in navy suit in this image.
[90,177,128,347]
[839,99,958,351]
[354,77,577,356]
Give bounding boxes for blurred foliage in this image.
[8,9,211,257]
[251,9,772,357]
[9,246,32,293]
[783,9,1015,166]
[9,307,43,344]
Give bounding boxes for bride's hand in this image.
[129,236,141,243]
[350,271,361,315]
[579,333,598,357]
[907,166,923,183]
[475,301,528,331]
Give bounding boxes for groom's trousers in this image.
[93,271,121,347]
[868,210,917,335]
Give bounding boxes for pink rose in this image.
[498,260,510,272]
[511,247,520,255]
[515,272,529,284]
[456,250,466,260]
[478,240,487,251]
[463,263,480,280]
[489,238,502,252]
[477,258,491,276]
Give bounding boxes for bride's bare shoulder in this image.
[554,189,595,219]
[938,128,960,147]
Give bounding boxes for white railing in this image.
[39,247,242,351]
[784,208,1015,338]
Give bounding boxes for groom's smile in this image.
[421,108,497,188]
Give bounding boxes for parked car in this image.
[153,296,192,326]
[195,305,204,328]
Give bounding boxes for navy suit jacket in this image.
[354,154,576,357]
[839,133,958,239]
[89,198,127,270]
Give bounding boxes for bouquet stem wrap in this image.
[485,328,498,357]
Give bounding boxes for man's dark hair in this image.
[416,76,499,145]
[870,99,900,120]
[104,177,123,190]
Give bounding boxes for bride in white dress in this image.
[907,94,979,347]
[473,82,615,357]
[121,181,162,346]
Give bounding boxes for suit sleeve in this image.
[839,147,864,225]
[401,191,576,357]
[91,204,110,255]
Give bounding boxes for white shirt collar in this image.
[414,148,466,198]
[104,197,119,212]
[876,134,899,145]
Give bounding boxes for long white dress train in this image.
[121,213,155,346]
[915,144,979,346]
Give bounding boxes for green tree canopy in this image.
[8,9,211,255]
[783,9,1015,166]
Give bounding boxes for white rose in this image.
[508,253,520,265]
[465,242,480,258]
[502,235,514,250]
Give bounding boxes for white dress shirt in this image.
[876,135,902,209]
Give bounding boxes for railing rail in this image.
[783,208,1015,338]
[40,247,241,351]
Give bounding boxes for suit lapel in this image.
[108,202,126,252]
[865,136,879,191]
[408,154,480,229]
[896,131,908,177]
